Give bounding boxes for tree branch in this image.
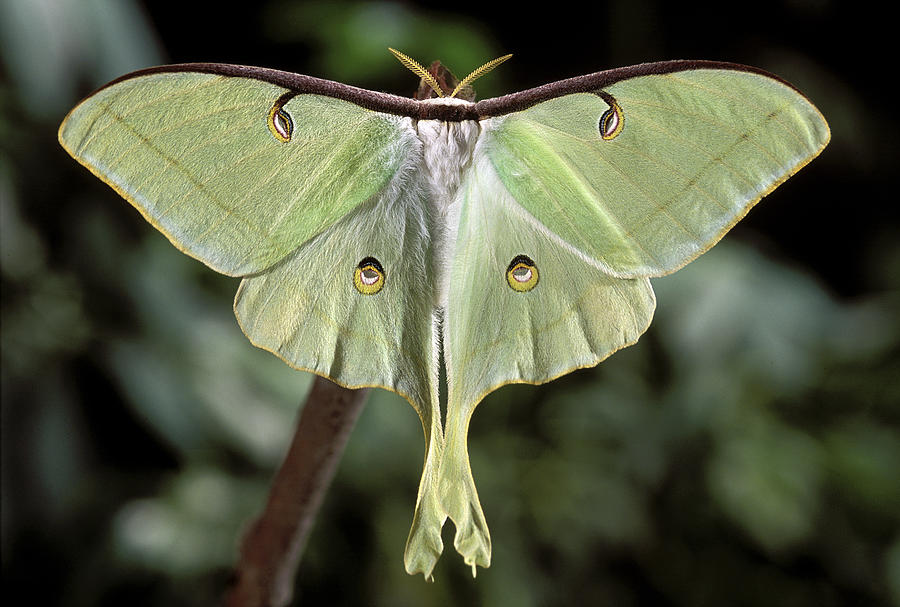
[223,377,370,607]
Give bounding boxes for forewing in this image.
[483,68,830,277]
[58,69,417,276]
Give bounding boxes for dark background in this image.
[2,1,898,605]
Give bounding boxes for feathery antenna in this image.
[451,54,513,98]
[389,48,513,99]
[389,48,445,98]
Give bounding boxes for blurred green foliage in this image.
[1,1,898,606]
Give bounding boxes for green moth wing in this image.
[58,65,447,578]
[440,155,656,571]
[439,66,829,570]
[58,69,417,276]
[483,68,830,277]
[232,181,448,577]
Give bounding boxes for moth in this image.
[58,49,829,578]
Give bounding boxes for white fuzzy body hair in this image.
[415,99,481,310]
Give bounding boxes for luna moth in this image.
[58,49,829,579]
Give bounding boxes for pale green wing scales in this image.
[440,155,657,571]
[484,69,830,277]
[58,68,446,578]
[233,183,447,578]
[58,71,416,276]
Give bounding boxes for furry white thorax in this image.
[415,112,481,309]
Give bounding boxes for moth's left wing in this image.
[441,62,829,572]
[480,63,830,277]
[440,153,657,572]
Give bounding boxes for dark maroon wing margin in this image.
[93,60,801,122]
[474,59,805,117]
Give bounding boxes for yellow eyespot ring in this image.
[506,255,539,292]
[353,257,385,295]
[267,103,293,142]
[598,97,623,140]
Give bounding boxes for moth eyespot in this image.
[267,104,293,142]
[506,255,539,292]
[353,257,385,295]
[598,99,623,140]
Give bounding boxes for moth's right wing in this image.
[60,65,447,579]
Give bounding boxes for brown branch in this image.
[223,377,370,607]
